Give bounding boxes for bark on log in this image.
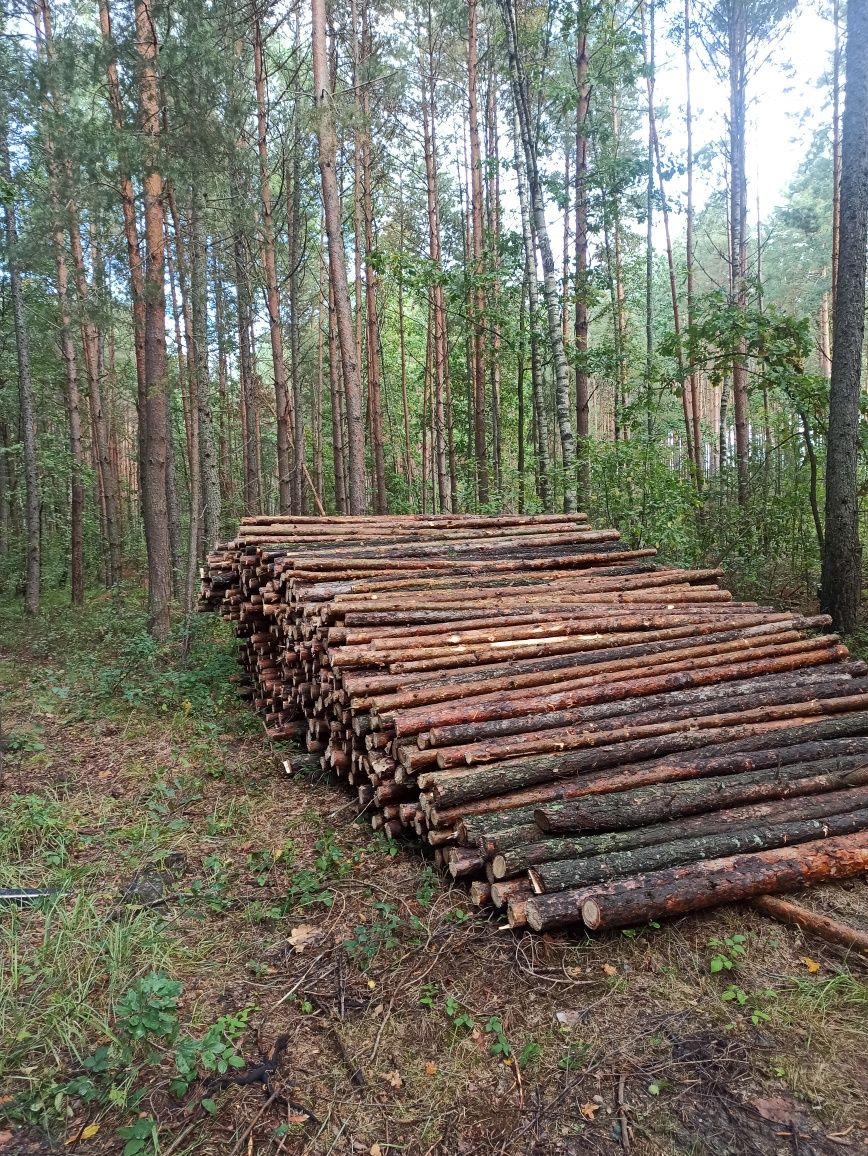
[535,759,868,834]
[435,685,868,768]
[531,805,868,893]
[749,894,868,954]
[524,831,868,932]
[494,780,868,877]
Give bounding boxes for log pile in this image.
[200,514,868,933]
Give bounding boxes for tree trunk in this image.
[486,59,503,497]
[33,7,84,603]
[211,249,233,506]
[729,1,750,504]
[253,13,292,513]
[360,3,387,514]
[328,270,348,513]
[312,0,366,513]
[1,121,40,614]
[190,187,221,548]
[684,0,702,476]
[39,0,122,588]
[831,0,842,317]
[500,0,575,512]
[234,233,261,515]
[821,0,868,634]
[468,0,489,507]
[420,4,451,511]
[513,116,552,512]
[136,0,172,639]
[287,121,305,515]
[98,0,147,519]
[575,7,590,505]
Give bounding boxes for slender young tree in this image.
[135,0,172,638]
[468,0,489,506]
[312,0,366,513]
[499,0,576,512]
[1,116,39,614]
[252,12,292,512]
[32,8,83,603]
[821,0,868,633]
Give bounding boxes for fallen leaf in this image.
[555,1010,584,1029]
[425,1061,438,1076]
[0,1132,14,1149]
[288,1112,309,1126]
[580,1102,600,1120]
[65,1123,100,1144]
[288,924,321,953]
[385,1069,403,1089]
[799,956,821,974]
[368,979,377,989]
[370,1144,383,1156]
[602,963,618,977]
[750,1095,799,1123]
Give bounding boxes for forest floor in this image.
[1,592,867,1156]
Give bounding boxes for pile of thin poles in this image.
[200,514,868,933]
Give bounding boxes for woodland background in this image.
[0,0,864,636]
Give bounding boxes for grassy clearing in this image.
[1,591,867,1155]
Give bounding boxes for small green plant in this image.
[369,831,400,857]
[721,983,748,1006]
[647,1079,670,1096]
[114,973,182,1042]
[558,1040,591,1072]
[415,866,438,908]
[345,901,401,967]
[517,1040,542,1066]
[708,933,747,973]
[117,1114,159,1155]
[444,995,476,1032]
[484,1016,512,1059]
[721,983,775,1025]
[418,982,439,1010]
[171,1006,253,1095]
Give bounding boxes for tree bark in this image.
[533,807,868,894]
[821,0,868,634]
[536,760,868,835]
[525,831,868,932]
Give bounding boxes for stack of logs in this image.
[200,514,868,933]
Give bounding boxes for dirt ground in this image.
[1,600,866,1156]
